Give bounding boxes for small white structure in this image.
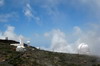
[78,43,90,55]
[27,41,30,46]
[36,47,40,49]
[11,38,26,52]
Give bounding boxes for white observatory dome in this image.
[16,46,25,52]
[78,43,90,55]
[27,41,30,44]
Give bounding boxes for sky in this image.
[0,0,100,56]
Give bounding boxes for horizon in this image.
[0,0,100,56]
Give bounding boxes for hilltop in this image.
[0,39,100,66]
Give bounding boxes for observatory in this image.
[11,38,26,52]
[78,43,90,55]
[27,41,30,47]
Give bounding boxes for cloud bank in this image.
[0,26,26,41]
[73,25,100,56]
[44,29,75,53]
[43,24,100,56]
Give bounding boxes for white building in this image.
[11,38,26,52]
[78,43,90,55]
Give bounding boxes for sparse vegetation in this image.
[0,39,100,66]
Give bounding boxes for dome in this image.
[78,43,90,55]
[16,46,26,52]
[78,43,89,50]
[27,41,30,44]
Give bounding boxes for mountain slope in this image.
[0,39,100,66]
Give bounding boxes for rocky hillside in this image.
[0,39,100,66]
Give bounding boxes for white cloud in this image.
[0,26,26,42]
[12,0,100,21]
[73,25,100,56]
[44,29,74,53]
[43,25,100,56]
[0,0,4,6]
[23,3,41,25]
[24,4,33,18]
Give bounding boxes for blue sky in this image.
[0,0,100,55]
